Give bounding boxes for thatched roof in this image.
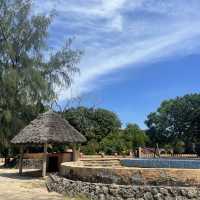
[11,111,86,145]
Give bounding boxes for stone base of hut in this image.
[16,152,73,172]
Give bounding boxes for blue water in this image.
[121,158,200,169]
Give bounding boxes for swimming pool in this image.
[121,158,200,169]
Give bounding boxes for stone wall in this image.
[60,162,200,186]
[16,159,42,169]
[47,174,200,200]
[15,152,73,170]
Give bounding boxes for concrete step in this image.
[82,159,122,167]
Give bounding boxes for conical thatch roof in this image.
[11,111,86,145]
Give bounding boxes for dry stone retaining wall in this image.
[16,159,42,169]
[60,162,200,186]
[47,174,200,200]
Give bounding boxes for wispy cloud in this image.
[34,0,200,100]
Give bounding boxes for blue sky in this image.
[34,0,200,128]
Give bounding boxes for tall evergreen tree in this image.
[0,0,81,159]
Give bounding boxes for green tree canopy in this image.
[100,123,148,155]
[0,0,81,158]
[100,131,126,155]
[63,107,121,141]
[145,94,200,147]
[63,107,121,154]
[124,123,149,150]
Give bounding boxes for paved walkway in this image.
[0,168,64,200]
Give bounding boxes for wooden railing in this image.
[81,155,132,160]
[81,154,199,160]
[141,153,198,159]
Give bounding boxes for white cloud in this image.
[60,23,200,99]
[34,0,126,17]
[110,15,123,32]
[34,0,200,100]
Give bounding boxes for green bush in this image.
[173,140,185,154]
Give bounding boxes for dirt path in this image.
[0,168,65,200]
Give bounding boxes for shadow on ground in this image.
[0,169,42,180]
[0,168,64,200]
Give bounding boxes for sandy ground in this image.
[0,168,65,200]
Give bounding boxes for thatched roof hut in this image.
[11,111,86,177]
[11,110,86,145]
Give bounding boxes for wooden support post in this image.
[19,145,23,175]
[72,145,78,161]
[77,146,80,161]
[42,143,48,177]
[138,147,142,158]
